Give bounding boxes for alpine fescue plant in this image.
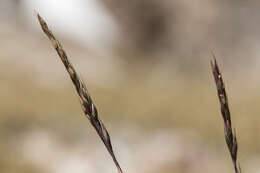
[36,12,246,173]
[211,57,241,173]
[37,14,123,173]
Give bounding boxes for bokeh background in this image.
[1,0,260,172]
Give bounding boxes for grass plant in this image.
[37,14,123,173]
[36,12,244,173]
[211,57,241,173]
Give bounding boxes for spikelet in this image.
[37,14,123,173]
[211,57,241,173]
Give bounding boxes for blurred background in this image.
[0,0,260,172]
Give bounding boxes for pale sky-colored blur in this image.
[22,0,119,53]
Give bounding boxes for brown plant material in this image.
[211,57,241,173]
[37,14,123,173]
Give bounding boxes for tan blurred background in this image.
[1,0,260,172]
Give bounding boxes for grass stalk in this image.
[211,57,241,173]
[37,13,123,173]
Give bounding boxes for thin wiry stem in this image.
[211,57,241,173]
[37,13,123,173]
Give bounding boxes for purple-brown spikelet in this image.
[211,57,241,173]
[37,13,123,173]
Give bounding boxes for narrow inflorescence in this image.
[211,57,241,173]
[37,14,123,173]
